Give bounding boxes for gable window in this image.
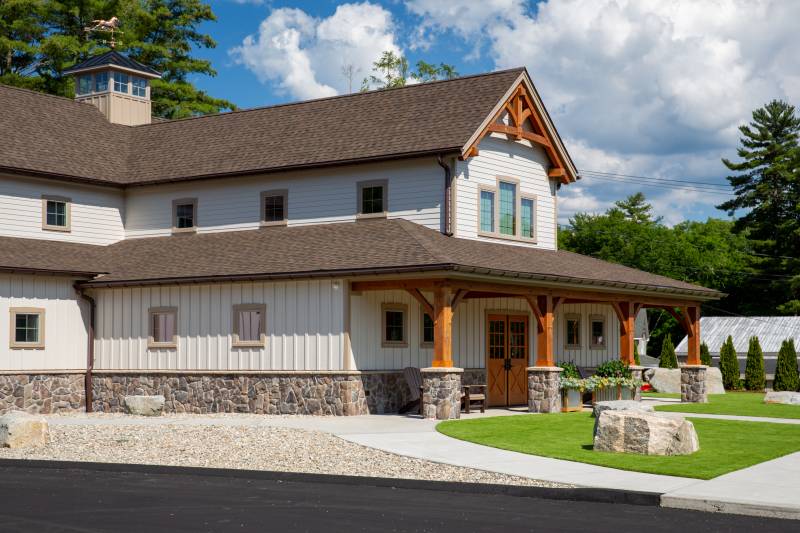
[261,190,288,226]
[232,304,266,347]
[113,72,129,93]
[498,181,517,235]
[148,307,177,348]
[77,75,92,95]
[95,72,108,92]
[381,303,408,347]
[9,308,45,349]
[479,189,495,233]
[357,180,387,218]
[421,313,435,347]
[476,178,536,242]
[565,314,581,349]
[172,198,197,232]
[131,76,147,97]
[521,197,535,239]
[590,315,606,349]
[42,195,71,232]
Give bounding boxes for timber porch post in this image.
[619,301,636,366]
[535,294,554,367]
[681,304,707,403]
[421,281,462,420]
[432,283,453,368]
[526,293,562,413]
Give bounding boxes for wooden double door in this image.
[486,314,529,407]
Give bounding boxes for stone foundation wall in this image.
[0,374,85,415]
[461,369,487,387]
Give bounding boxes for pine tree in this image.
[719,335,740,390]
[773,339,799,392]
[700,342,712,366]
[658,335,678,368]
[744,336,766,391]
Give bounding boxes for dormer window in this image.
[114,72,129,93]
[357,180,387,218]
[77,75,92,95]
[95,72,108,92]
[42,195,71,232]
[132,76,147,97]
[172,198,197,233]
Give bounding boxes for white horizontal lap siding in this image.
[0,274,88,370]
[553,303,621,368]
[0,175,124,244]
[92,279,346,371]
[454,135,556,249]
[124,158,443,238]
[349,290,533,370]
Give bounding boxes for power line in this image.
[579,169,731,189]
[577,172,734,195]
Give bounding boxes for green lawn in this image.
[655,392,800,419]
[642,392,681,399]
[437,412,800,479]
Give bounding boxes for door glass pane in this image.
[509,319,527,359]
[488,319,506,359]
[499,182,516,235]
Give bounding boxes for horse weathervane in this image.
[84,16,123,48]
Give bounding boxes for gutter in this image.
[437,154,454,236]
[73,285,96,413]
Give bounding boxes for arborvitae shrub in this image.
[634,340,641,366]
[744,336,766,391]
[719,335,740,390]
[773,339,799,392]
[659,336,678,369]
[700,342,712,366]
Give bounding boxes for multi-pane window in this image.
[590,316,605,348]
[521,197,535,238]
[498,181,516,235]
[113,72,129,93]
[479,190,495,233]
[233,304,266,347]
[382,304,407,347]
[12,310,43,347]
[261,190,288,225]
[46,200,67,227]
[173,199,197,231]
[361,185,384,214]
[422,313,434,346]
[95,72,108,92]
[132,76,147,97]
[566,314,581,348]
[149,308,177,348]
[77,75,92,95]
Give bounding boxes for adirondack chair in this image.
[399,367,424,415]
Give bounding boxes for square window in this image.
[95,72,108,92]
[233,304,266,347]
[173,199,197,231]
[132,77,147,97]
[382,304,407,347]
[499,181,516,235]
[148,308,177,348]
[566,314,581,348]
[114,72,129,93]
[521,198,535,239]
[358,181,387,217]
[422,313,434,346]
[42,196,70,231]
[590,317,605,348]
[10,308,44,348]
[261,190,288,225]
[479,190,495,233]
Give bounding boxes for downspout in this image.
[74,284,95,413]
[437,154,453,236]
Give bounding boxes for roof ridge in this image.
[133,67,526,129]
[0,83,82,104]
[393,220,452,264]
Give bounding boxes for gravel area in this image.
[0,420,571,488]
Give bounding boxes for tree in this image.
[362,51,457,90]
[717,100,800,314]
[700,342,712,366]
[0,0,47,90]
[719,335,740,390]
[611,192,659,224]
[411,60,459,82]
[659,336,678,368]
[743,336,765,391]
[773,339,799,392]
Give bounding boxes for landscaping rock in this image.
[592,400,654,434]
[764,391,800,405]
[593,410,699,456]
[644,368,681,393]
[0,411,49,448]
[123,395,165,416]
[705,367,725,394]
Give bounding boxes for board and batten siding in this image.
[124,158,443,238]
[454,135,557,250]
[0,274,88,370]
[92,280,346,371]
[350,291,623,370]
[0,174,125,245]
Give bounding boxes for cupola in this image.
[63,50,161,126]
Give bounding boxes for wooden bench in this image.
[461,384,487,414]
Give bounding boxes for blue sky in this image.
[189,1,800,226]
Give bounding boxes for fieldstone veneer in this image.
[420,368,463,420]
[0,374,85,415]
[92,373,369,415]
[680,365,708,403]
[527,367,563,413]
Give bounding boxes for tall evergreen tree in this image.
[659,335,678,369]
[717,100,800,314]
[743,336,766,391]
[773,339,799,392]
[719,335,740,390]
[700,342,712,366]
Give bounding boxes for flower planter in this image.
[592,385,637,404]
[561,388,583,412]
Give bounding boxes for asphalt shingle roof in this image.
[63,51,161,77]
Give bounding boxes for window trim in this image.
[357,179,388,219]
[589,314,606,349]
[41,195,71,232]
[475,177,537,243]
[381,303,408,348]
[131,76,147,98]
[565,313,582,349]
[172,198,198,233]
[232,304,267,348]
[260,190,289,227]
[420,312,434,348]
[113,71,130,94]
[147,307,178,349]
[9,307,45,349]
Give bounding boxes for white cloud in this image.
[230,2,401,100]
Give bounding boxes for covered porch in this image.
[350,275,708,420]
